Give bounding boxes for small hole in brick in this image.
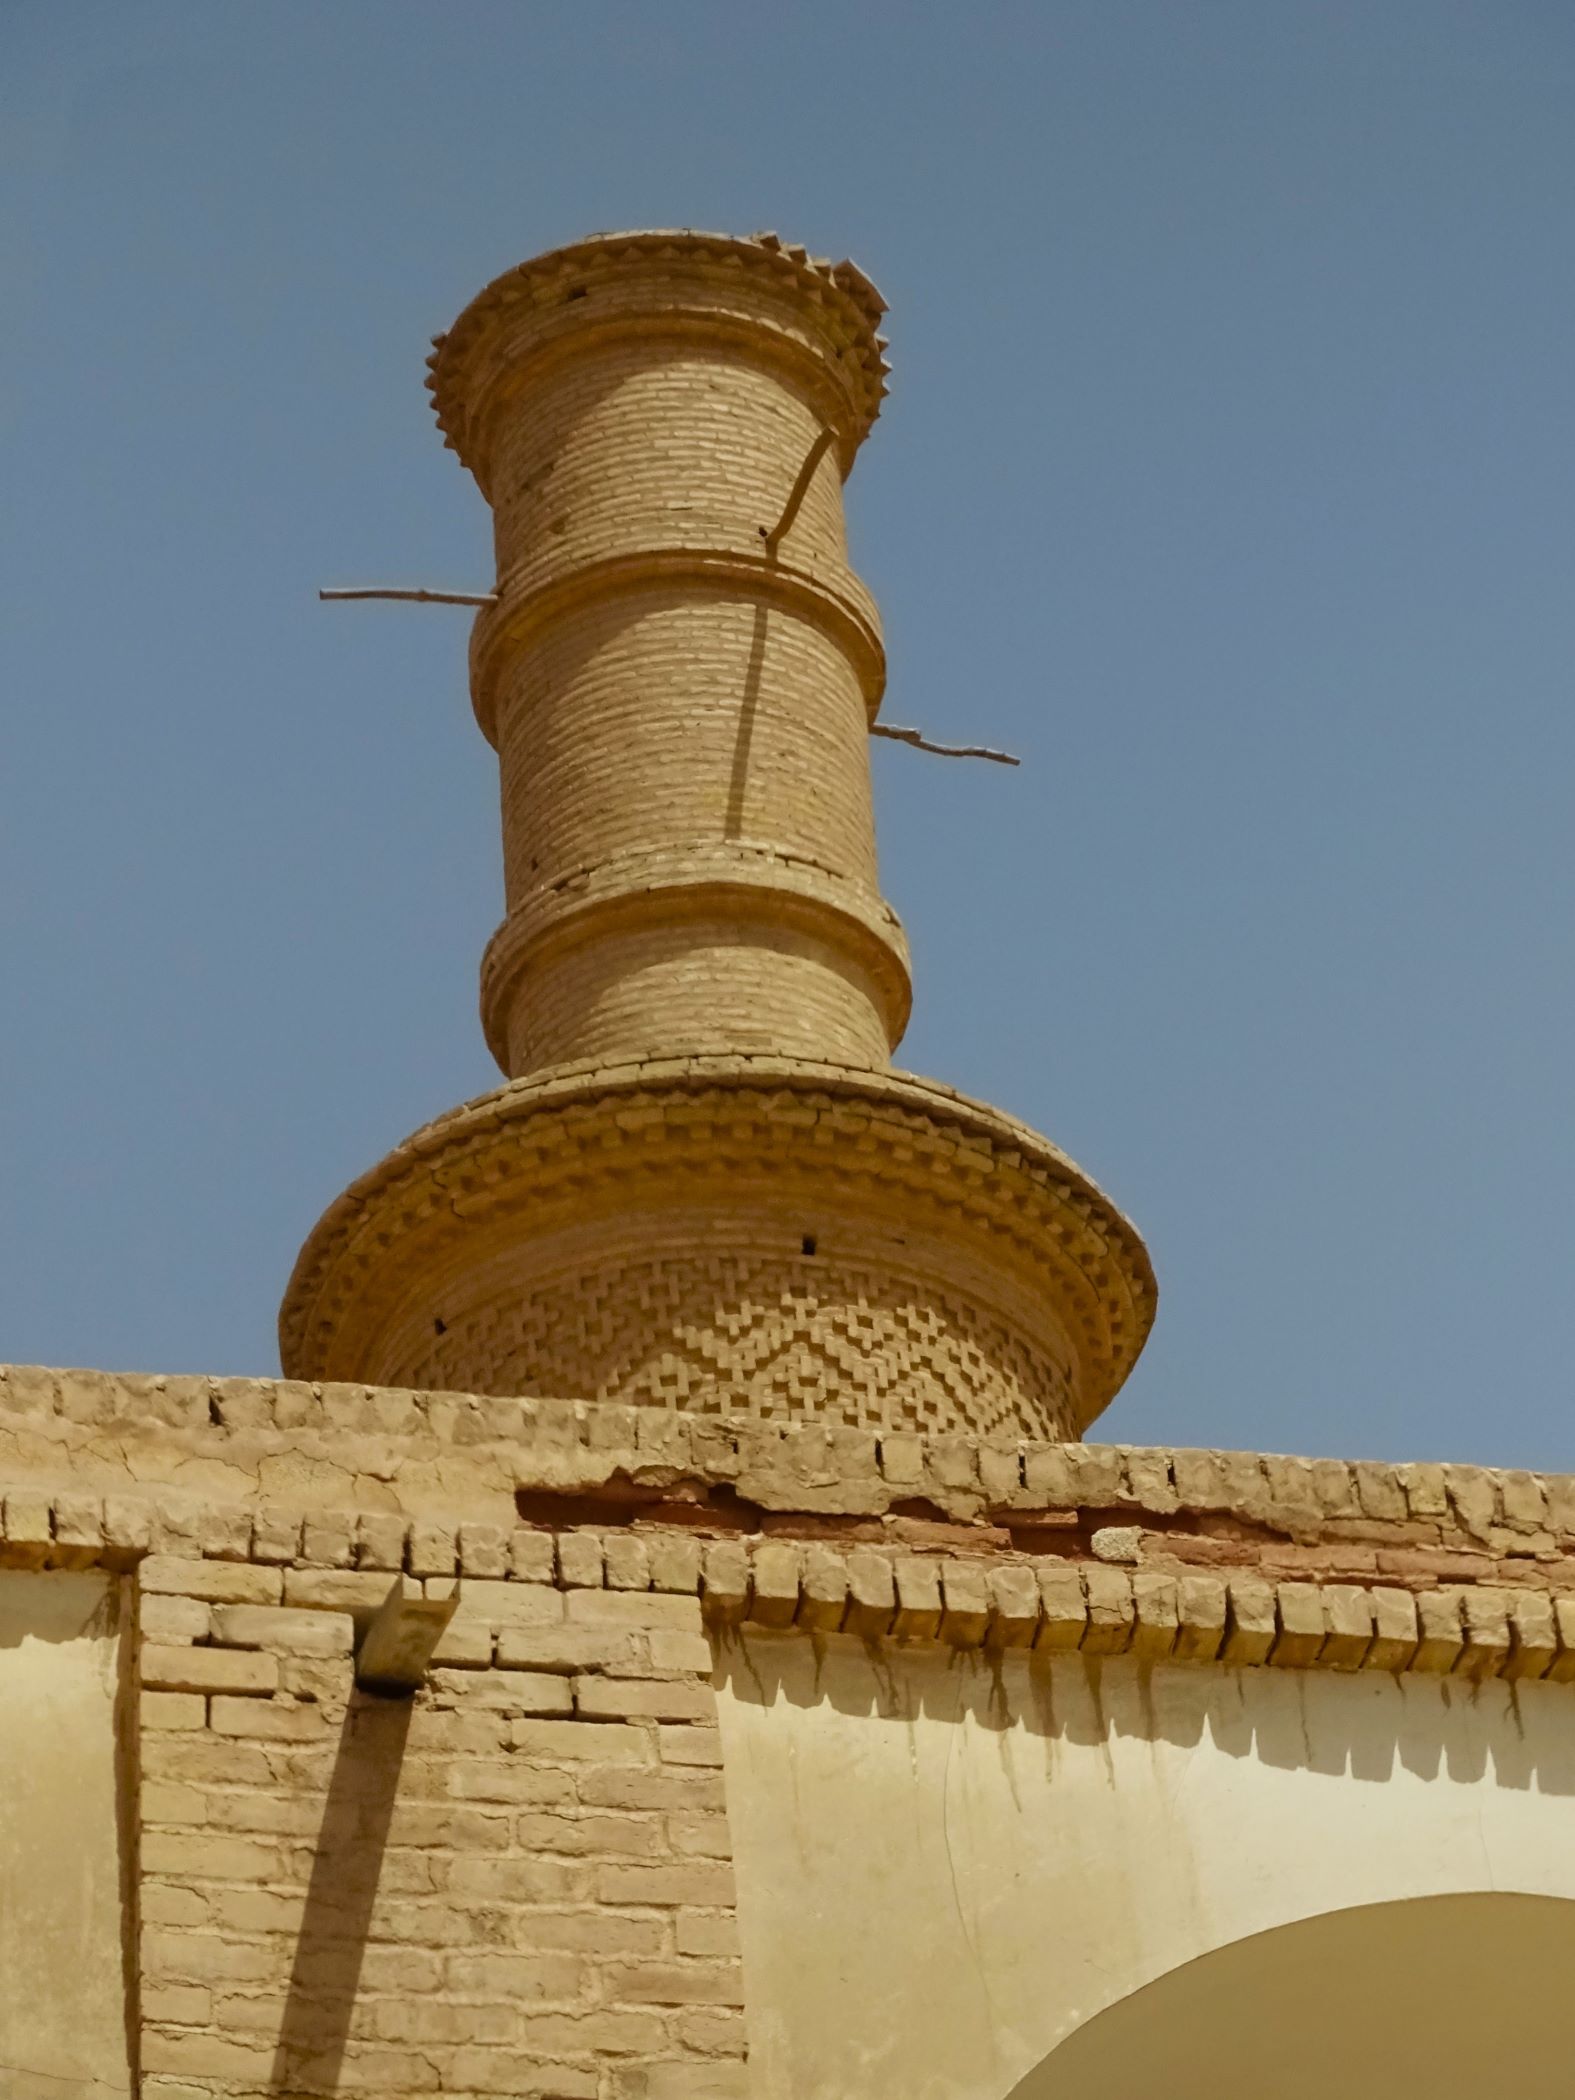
[566,285,588,301]
[433,1317,447,1336]
[801,1235,817,1257]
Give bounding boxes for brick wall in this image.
[5,1364,1575,2094]
[135,1541,744,2100]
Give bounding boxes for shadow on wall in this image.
[714,1628,1575,1795]
[268,1691,412,2095]
[1007,1893,1575,2100]
[0,1567,120,1649]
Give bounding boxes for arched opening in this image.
[1009,1893,1575,2099]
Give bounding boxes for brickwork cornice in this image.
[3,1373,1574,1687]
[276,1057,1155,1431]
[5,1365,1574,1686]
[427,229,890,487]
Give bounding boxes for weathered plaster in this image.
[716,1633,1575,2099]
[0,1570,131,2099]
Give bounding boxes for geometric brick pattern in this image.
[280,1055,1154,1433]
[408,1248,1078,1439]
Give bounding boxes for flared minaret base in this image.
[279,232,1154,1438]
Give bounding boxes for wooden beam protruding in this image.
[353,1576,459,1696]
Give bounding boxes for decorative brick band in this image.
[427,228,890,480]
[5,1469,1574,1686]
[692,1537,1575,1681]
[276,1059,1154,1432]
[467,541,888,745]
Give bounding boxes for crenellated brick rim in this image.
[426,227,890,477]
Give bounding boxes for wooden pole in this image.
[318,586,498,607]
[871,724,1020,766]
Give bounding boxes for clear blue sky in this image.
[4,2,1572,1468]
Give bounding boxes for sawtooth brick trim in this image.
[4,1369,1575,1693]
[690,1545,1575,1683]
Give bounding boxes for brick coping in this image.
[3,1488,1572,1690]
[2,1360,1567,1541]
[3,1364,1574,1687]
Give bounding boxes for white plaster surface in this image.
[715,1633,1575,2099]
[0,1570,130,2099]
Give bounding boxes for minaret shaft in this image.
[439,239,908,1077]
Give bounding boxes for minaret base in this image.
[279,1058,1154,1441]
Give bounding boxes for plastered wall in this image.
[715,1633,1575,2100]
[0,1569,131,2100]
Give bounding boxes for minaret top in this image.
[426,229,891,490]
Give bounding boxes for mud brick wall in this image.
[8,1363,1575,2096]
[133,1542,743,2100]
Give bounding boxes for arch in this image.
[1008,1893,1575,2099]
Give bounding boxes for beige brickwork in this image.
[4,1363,1575,2093]
[276,231,1155,1433]
[134,1550,742,2099]
[7,1366,1575,1684]
[280,1057,1150,1435]
[6,1362,1575,1561]
[436,231,898,1078]
[19,228,1571,2100]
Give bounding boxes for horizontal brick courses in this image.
[9,1365,1573,1572]
[127,1527,747,2092]
[8,1342,1575,2100]
[141,1645,278,1697]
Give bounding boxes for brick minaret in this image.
[448,231,906,1079]
[280,231,1155,1438]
